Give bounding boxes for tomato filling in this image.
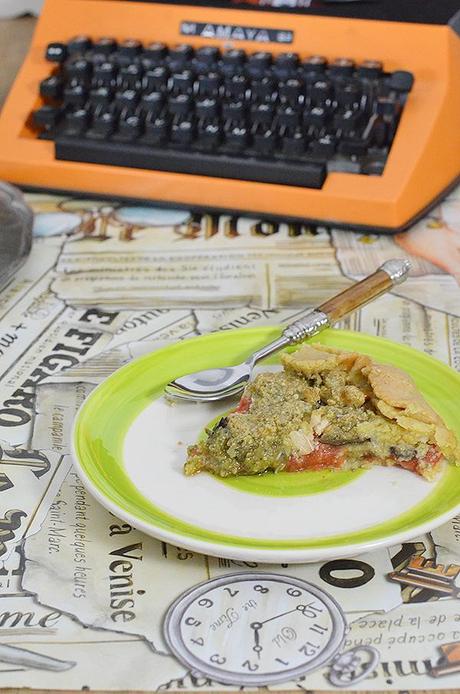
[392,444,442,475]
[235,396,252,414]
[286,443,443,475]
[286,443,345,472]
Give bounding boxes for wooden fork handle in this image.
[319,260,410,324]
[282,259,410,344]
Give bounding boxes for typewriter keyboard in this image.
[31,36,414,189]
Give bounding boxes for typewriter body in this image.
[0,0,459,233]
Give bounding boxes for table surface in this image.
[0,13,457,694]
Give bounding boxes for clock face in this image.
[164,572,347,686]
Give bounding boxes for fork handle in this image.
[282,258,410,343]
[249,259,410,364]
[319,260,408,323]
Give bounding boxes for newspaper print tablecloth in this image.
[0,188,459,689]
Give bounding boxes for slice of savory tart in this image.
[184,344,459,480]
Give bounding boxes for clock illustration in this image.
[163,572,376,686]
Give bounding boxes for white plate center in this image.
[123,397,438,541]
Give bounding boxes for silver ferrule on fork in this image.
[282,310,330,343]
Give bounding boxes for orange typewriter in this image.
[0,0,459,233]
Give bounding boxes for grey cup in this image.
[0,182,33,292]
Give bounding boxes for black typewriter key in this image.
[143,66,169,92]
[118,39,142,60]
[63,84,88,107]
[330,58,355,78]
[310,133,336,157]
[171,118,195,145]
[115,88,139,109]
[358,112,386,148]
[45,42,67,63]
[225,125,249,151]
[143,42,168,63]
[225,75,248,99]
[276,105,300,129]
[253,129,277,156]
[116,114,143,141]
[113,90,139,116]
[302,55,327,76]
[303,106,328,127]
[194,46,220,70]
[197,72,221,97]
[63,108,90,135]
[197,122,221,150]
[310,80,333,103]
[222,100,245,121]
[118,64,143,90]
[250,102,274,126]
[358,82,373,111]
[88,86,113,109]
[195,98,218,119]
[90,111,117,138]
[169,44,194,70]
[32,105,62,129]
[334,108,363,131]
[169,94,192,116]
[91,52,110,67]
[358,60,383,80]
[281,128,307,157]
[93,61,118,86]
[387,70,414,93]
[376,96,399,117]
[273,52,299,79]
[335,81,361,108]
[372,118,387,147]
[143,114,169,144]
[247,52,271,78]
[66,58,92,82]
[40,75,63,100]
[386,118,399,145]
[171,70,195,94]
[68,36,92,55]
[252,77,276,102]
[376,102,398,144]
[279,78,302,105]
[140,91,164,116]
[93,37,117,57]
[221,49,246,75]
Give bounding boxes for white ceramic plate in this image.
[72,328,460,563]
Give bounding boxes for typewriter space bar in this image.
[55,138,326,189]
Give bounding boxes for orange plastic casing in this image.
[0,0,459,232]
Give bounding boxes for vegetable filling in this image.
[184,344,459,480]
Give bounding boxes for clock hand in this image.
[249,622,263,660]
[259,608,298,626]
[248,607,299,661]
